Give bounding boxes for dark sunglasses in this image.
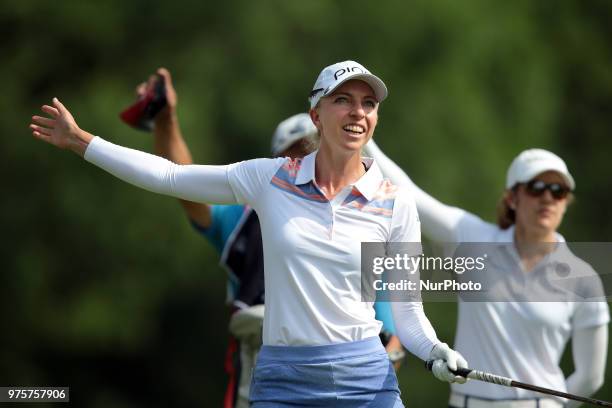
[523,180,571,200]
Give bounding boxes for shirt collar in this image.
[294,150,384,201]
[295,150,317,185]
[354,158,383,201]
[499,224,569,267]
[498,224,566,245]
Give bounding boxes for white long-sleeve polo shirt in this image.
[228,150,435,352]
[84,137,439,357]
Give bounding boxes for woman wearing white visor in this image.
[31,60,466,407]
[364,141,609,408]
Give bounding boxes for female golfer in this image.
[30,61,467,407]
[364,140,609,408]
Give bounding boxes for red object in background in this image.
[120,74,167,131]
[223,337,239,408]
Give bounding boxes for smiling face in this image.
[508,171,570,235]
[309,79,379,155]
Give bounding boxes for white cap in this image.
[308,60,388,109]
[270,113,318,156]
[506,148,575,190]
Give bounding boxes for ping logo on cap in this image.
[334,65,367,80]
[309,60,387,109]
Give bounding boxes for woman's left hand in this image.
[429,343,469,384]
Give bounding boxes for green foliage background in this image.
[2,1,611,406]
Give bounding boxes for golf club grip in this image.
[424,360,512,385]
[424,359,472,377]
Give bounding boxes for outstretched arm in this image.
[566,325,608,408]
[30,98,236,204]
[148,68,213,228]
[364,140,476,243]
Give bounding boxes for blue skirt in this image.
[250,336,404,407]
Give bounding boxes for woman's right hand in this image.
[30,97,94,156]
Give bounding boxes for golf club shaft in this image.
[425,360,612,407]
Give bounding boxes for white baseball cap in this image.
[308,60,388,109]
[506,148,575,190]
[270,113,318,156]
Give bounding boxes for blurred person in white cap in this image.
[364,140,609,408]
[31,60,468,407]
